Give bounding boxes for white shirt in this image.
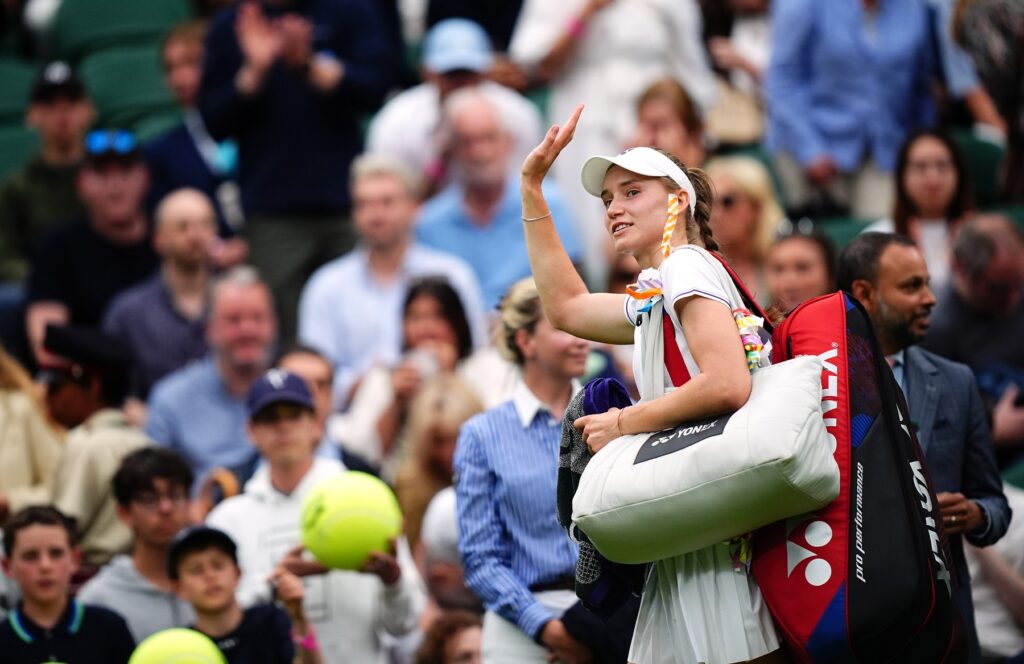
[366,81,543,183]
[206,458,426,664]
[625,246,734,398]
[510,0,718,281]
[298,243,487,409]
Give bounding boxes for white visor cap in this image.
[580,147,696,216]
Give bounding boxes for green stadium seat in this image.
[817,216,873,250]
[134,111,182,142]
[952,128,1006,208]
[0,58,36,124]
[52,0,192,62]
[0,126,41,184]
[80,46,176,128]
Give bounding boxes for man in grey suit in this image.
[839,232,1010,663]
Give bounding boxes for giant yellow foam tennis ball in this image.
[129,628,225,664]
[300,471,403,570]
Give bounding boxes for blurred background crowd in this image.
[0,0,1022,662]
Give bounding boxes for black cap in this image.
[167,526,238,580]
[41,324,132,378]
[30,61,87,104]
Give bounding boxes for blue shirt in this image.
[298,243,487,409]
[146,357,255,485]
[102,274,209,398]
[765,0,935,171]
[454,381,580,639]
[416,179,581,309]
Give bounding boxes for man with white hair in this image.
[298,153,485,408]
[146,266,276,486]
[416,89,582,308]
[103,188,217,400]
[366,18,542,192]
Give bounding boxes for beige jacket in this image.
[51,408,150,566]
[0,390,63,512]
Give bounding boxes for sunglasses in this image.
[719,193,742,209]
[85,129,138,156]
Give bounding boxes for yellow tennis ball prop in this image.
[129,628,226,664]
[300,471,403,570]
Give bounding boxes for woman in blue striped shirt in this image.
[454,277,592,663]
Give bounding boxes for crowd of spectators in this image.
[0,0,1022,662]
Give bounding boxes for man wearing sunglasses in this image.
[40,324,151,575]
[25,129,158,365]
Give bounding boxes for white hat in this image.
[580,147,696,216]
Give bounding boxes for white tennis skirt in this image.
[629,542,779,664]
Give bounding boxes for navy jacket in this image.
[198,0,395,216]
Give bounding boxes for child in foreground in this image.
[168,525,322,664]
[0,506,135,663]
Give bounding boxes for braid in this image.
[652,148,719,252]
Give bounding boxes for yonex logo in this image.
[786,517,833,587]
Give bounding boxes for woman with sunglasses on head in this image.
[866,129,975,292]
[705,156,785,304]
[521,105,782,663]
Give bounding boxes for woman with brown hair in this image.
[630,79,707,169]
[393,375,482,549]
[0,346,63,521]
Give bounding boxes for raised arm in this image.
[521,105,633,344]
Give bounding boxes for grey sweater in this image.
[78,554,194,641]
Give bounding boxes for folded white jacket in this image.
[572,354,839,564]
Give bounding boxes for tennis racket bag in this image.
[752,292,966,663]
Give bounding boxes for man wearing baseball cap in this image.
[25,127,158,364]
[0,61,93,285]
[366,18,542,190]
[205,368,425,664]
[40,324,151,573]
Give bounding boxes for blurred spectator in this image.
[928,0,1006,134]
[953,0,1024,201]
[923,215,1024,452]
[705,0,771,146]
[867,129,974,292]
[298,154,485,409]
[765,0,935,219]
[417,90,581,308]
[455,278,592,663]
[765,231,837,313]
[508,0,716,280]
[206,369,425,664]
[628,79,706,169]
[705,156,785,301]
[146,20,248,268]
[0,346,62,521]
[334,278,476,472]
[839,231,1010,663]
[420,487,480,614]
[0,61,91,284]
[41,325,150,570]
[167,526,318,664]
[426,0,523,51]
[367,18,542,194]
[393,375,483,548]
[78,448,195,642]
[965,486,1024,663]
[416,609,483,664]
[0,506,135,663]
[198,0,396,342]
[276,343,378,473]
[102,189,215,403]
[146,266,274,489]
[24,129,158,364]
